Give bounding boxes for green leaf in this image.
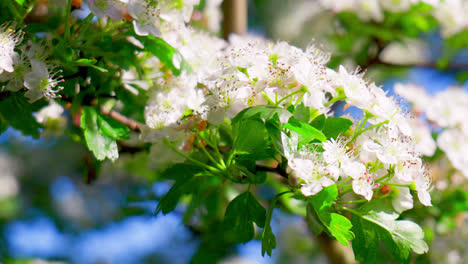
[0,92,42,138]
[293,103,310,123]
[136,35,188,76]
[15,0,26,5]
[349,199,428,264]
[262,191,290,256]
[156,164,205,215]
[322,117,353,139]
[283,116,327,143]
[73,59,108,72]
[224,191,266,243]
[97,114,130,140]
[233,118,268,154]
[309,185,354,246]
[310,114,325,130]
[80,106,119,161]
[261,225,276,257]
[232,105,291,125]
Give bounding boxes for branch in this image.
[256,164,288,179]
[99,105,143,131]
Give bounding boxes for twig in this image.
[99,105,143,131]
[256,164,288,179]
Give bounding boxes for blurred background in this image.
[2,0,468,263]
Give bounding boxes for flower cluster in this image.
[88,0,203,36]
[319,0,468,37]
[396,83,468,178]
[0,25,63,103]
[87,0,432,209]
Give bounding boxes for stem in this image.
[275,89,303,106]
[386,182,411,188]
[64,0,73,41]
[99,105,143,130]
[336,199,368,204]
[162,138,220,173]
[197,139,223,169]
[256,164,288,179]
[194,130,225,166]
[349,120,388,144]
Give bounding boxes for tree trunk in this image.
[222,0,247,39]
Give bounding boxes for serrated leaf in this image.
[0,92,42,138]
[262,191,291,256]
[322,117,353,139]
[97,114,130,140]
[80,106,118,161]
[136,35,189,76]
[224,191,266,243]
[349,199,428,264]
[261,225,276,257]
[155,164,204,215]
[283,116,327,142]
[232,105,291,125]
[309,185,354,246]
[293,103,310,123]
[310,114,325,130]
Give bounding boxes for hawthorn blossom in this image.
[0,23,23,74]
[23,59,63,103]
[87,0,129,20]
[128,0,200,36]
[34,101,67,137]
[0,53,28,92]
[437,129,468,178]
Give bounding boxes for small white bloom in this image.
[0,23,23,74]
[23,59,63,103]
[87,0,129,20]
[34,101,64,124]
[352,174,375,200]
[392,186,414,213]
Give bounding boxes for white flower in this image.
[290,158,337,196]
[128,0,200,36]
[34,101,64,124]
[414,172,432,206]
[433,0,468,37]
[392,186,414,213]
[426,88,468,128]
[23,59,63,103]
[0,52,28,92]
[0,23,23,74]
[394,83,431,113]
[144,74,206,134]
[408,118,436,156]
[352,174,375,200]
[87,0,128,20]
[335,66,374,109]
[363,126,414,165]
[380,0,412,13]
[355,0,383,22]
[437,129,468,178]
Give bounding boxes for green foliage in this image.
[80,106,119,161]
[283,116,327,143]
[0,92,44,138]
[349,200,428,264]
[308,185,355,246]
[224,191,266,243]
[321,117,353,139]
[155,163,205,215]
[136,35,189,76]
